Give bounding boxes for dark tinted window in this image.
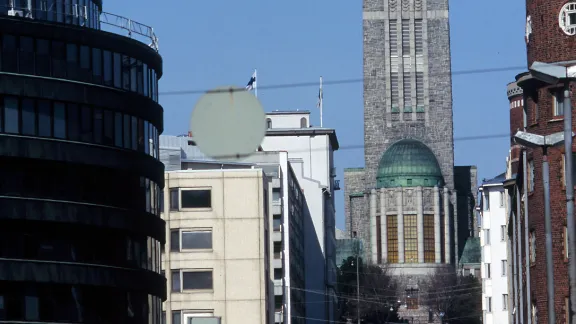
[2,35,17,72]
[21,98,36,136]
[51,41,66,78]
[80,105,93,142]
[114,112,122,147]
[122,55,130,90]
[53,102,66,139]
[172,311,181,324]
[171,271,180,292]
[79,45,90,82]
[103,109,114,145]
[4,96,19,134]
[93,108,103,144]
[18,36,34,75]
[103,50,113,86]
[182,231,212,249]
[169,188,179,211]
[123,114,131,149]
[130,57,137,92]
[92,48,102,84]
[182,271,213,290]
[66,104,79,141]
[38,100,51,137]
[170,229,179,252]
[113,52,121,88]
[35,39,50,76]
[181,190,211,208]
[66,43,78,79]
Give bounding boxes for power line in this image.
[158,65,526,96]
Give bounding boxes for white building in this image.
[478,173,509,324]
[159,135,308,324]
[261,111,340,323]
[161,169,273,324]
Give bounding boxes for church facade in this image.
[344,0,477,320]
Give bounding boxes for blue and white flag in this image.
[246,71,256,91]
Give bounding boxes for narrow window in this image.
[181,189,211,208]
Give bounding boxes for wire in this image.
[158,65,526,96]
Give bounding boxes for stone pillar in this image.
[443,187,451,264]
[434,186,441,263]
[397,188,404,263]
[370,189,377,264]
[417,186,424,263]
[380,188,388,263]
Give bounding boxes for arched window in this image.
[266,118,272,129]
[300,117,307,128]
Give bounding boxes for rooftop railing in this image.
[0,4,159,52]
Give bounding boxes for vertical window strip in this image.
[389,20,398,56]
[387,215,398,263]
[404,214,418,263]
[403,72,412,110]
[416,72,424,109]
[391,72,399,110]
[401,19,410,55]
[415,19,423,55]
[424,214,435,262]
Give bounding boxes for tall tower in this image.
[362,0,455,190]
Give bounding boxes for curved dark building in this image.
[0,1,165,323]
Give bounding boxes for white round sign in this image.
[190,86,266,160]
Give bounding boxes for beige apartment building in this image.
[161,169,273,324]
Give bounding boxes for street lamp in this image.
[514,130,573,324]
[529,60,576,324]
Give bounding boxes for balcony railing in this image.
[0,4,159,52]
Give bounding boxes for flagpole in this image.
[254,69,258,98]
[319,76,323,128]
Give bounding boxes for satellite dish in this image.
[190,86,266,160]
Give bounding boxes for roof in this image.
[265,128,340,150]
[459,237,481,264]
[376,139,443,188]
[481,172,507,186]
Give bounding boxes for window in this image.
[415,72,424,109]
[67,104,80,141]
[182,271,213,290]
[484,192,490,211]
[503,294,508,311]
[21,99,36,136]
[391,72,399,109]
[485,229,490,245]
[93,108,103,144]
[19,36,34,75]
[486,297,492,312]
[273,214,281,231]
[2,35,17,73]
[123,114,131,149]
[122,55,131,90]
[65,43,78,80]
[387,215,398,263]
[403,72,412,111]
[169,188,179,211]
[92,48,102,84]
[114,112,122,147]
[300,117,307,128]
[406,288,419,309]
[113,52,122,88]
[182,230,212,250]
[565,226,569,260]
[35,39,50,76]
[170,229,179,252]
[530,230,536,263]
[499,191,504,207]
[424,215,435,262]
[274,268,282,280]
[274,241,282,259]
[554,89,564,116]
[4,96,19,134]
[103,50,113,86]
[266,118,272,129]
[79,45,90,82]
[171,270,181,292]
[501,260,507,276]
[501,225,506,241]
[38,100,51,137]
[275,295,283,312]
[414,19,423,55]
[529,160,535,192]
[401,19,410,55]
[404,215,417,263]
[181,189,211,208]
[53,102,66,139]
[80,105,93,142]
[485,263,491,278]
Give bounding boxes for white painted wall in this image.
[480,184,509,324]
[266,112,309,129]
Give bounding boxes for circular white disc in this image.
[190,86,266,160]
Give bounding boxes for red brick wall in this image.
[521,83,576,323]
[526,0,576,66]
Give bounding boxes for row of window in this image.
[2,0,102,29]
[0,229,162,272]
[0,163,161,214]
[482,261,507,279]
[0,34,159,101]
[0,96,160,159]
[0,283,162,323]
[484,295,509,312]
[385,214,435,263]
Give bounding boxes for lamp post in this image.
[529,61,576,324]
[514,130,573,324]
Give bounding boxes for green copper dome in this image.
[376,139,444,188]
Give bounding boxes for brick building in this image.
[505,0,576,323]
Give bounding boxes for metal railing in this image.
[0,4,159,52]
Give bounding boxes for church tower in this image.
[343,1,474,320]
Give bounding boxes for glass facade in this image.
[0,34,160,102]
[0,95,160,158]
[0,0,102,29]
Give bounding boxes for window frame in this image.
[501,259,507,276]
[553,88,565,117]
[180,188,212,210]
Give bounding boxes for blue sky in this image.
[105,0,527,229]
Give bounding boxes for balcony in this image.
[0,2,159,51]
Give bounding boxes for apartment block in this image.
[159,135,308,324]
[478,174,510,324]
[161,169,273,324]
